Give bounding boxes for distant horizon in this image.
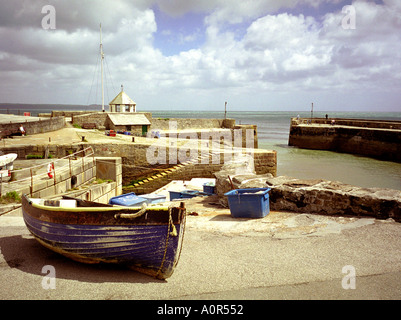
[0,102,400,114]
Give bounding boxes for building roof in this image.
[109,90,136,106]
[107,113,150,126]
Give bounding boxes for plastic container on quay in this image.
[169,190,209,200]
[224,188,271,218]
[169,191,182,201]
[203,182,215,194]
[180,190,209,198]
[109,192,147,207]
[140,194,166,204]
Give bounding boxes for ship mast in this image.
[100,23,105,112]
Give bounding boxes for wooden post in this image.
[228,175,234,190]
[224,101,227,119]
[30,168,33,196]
[44,145,49,159]
[82,153,85,174]
[92,151,95,179]
[52,162,56,193]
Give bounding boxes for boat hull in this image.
[21,195,186,279]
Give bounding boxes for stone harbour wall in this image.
[12,157,96,198]
[288,118,401,162]
[90,142,276,185]
[0,144,89,160]
[292,117,401,130]
[150,118,236,130]
[7,156,122,204]
[0,116,65,137]
[124,149,276,194]
[72,112,108,129]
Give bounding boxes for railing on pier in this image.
[291,117,401,130]
[0,147,95,197]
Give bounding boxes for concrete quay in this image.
[0,194,400,300]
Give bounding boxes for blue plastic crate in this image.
[169,190,209,200]
[109,192,147,207]
[169,191,182,201]
[140,194,166,204]
[181,190,209,198]
[203,182,215,194]
[224,188,271,218]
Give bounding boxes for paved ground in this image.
[1,196,400,300]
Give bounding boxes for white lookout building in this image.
[109,85,137,113]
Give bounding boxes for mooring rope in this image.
[113,203,148,219]
[155,209,174,279]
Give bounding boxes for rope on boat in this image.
[170,213,178,237]
[113,203,148,219]
[155,209,174,279]
[113,201,185,280]
[174,203,186,268]
[155,202,185,280]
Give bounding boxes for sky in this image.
[0,0,400,112]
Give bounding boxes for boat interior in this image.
[29,196,114,208]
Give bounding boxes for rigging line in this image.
[104,61,111,104]
[86,52,101,108]
[95,58,100,108]
[104,55,117,97]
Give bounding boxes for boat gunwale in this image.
[30,200,169,213]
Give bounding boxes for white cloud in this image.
[319,0,401,92]
[0,0,400,110]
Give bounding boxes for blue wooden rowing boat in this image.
[21,194,186,280]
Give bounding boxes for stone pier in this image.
[288,117,401,162]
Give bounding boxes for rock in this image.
[282,179,325,188]
[213,153,256,207]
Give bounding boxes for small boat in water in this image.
[21,194,186,280]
